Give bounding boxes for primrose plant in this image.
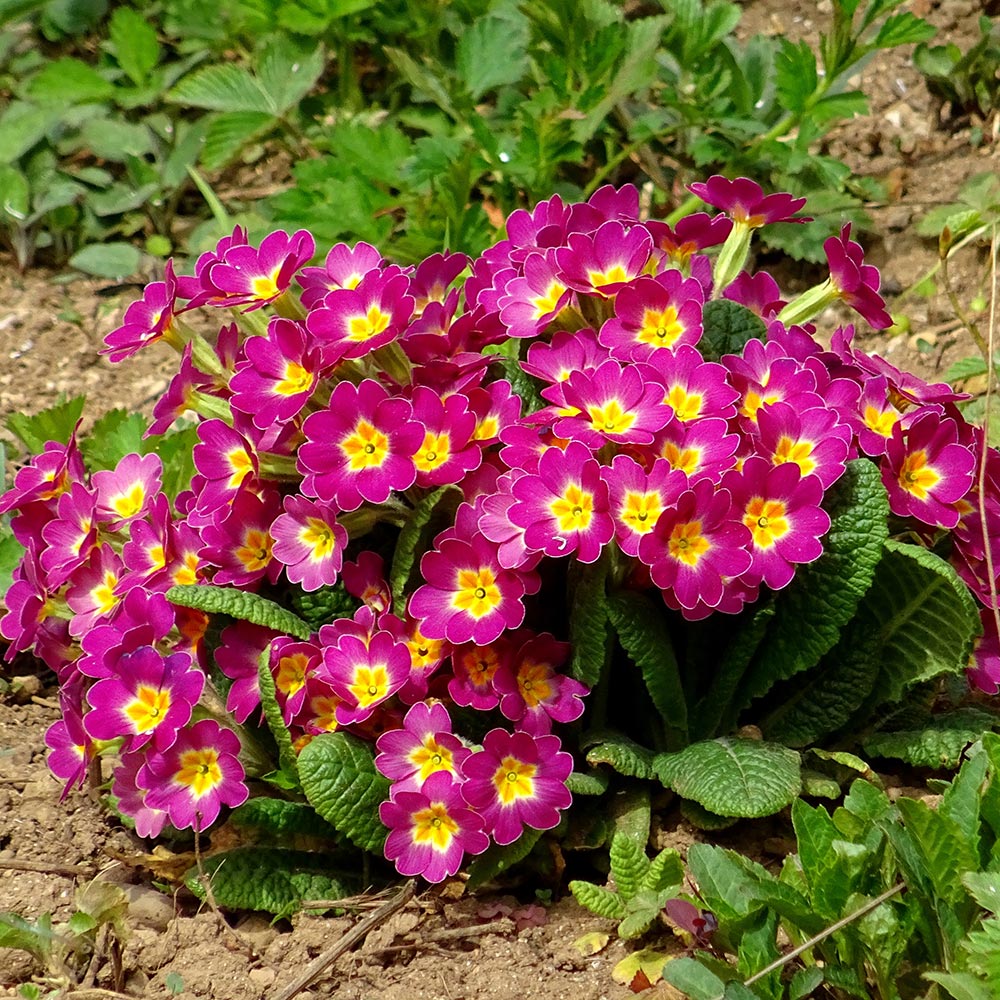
[1,175,998,890]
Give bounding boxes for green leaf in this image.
[256,647,299,788]
[169,62,271,113]
[961,917,1000,980]
[895,796,978,905]
[655,738,801,818]
[184,848,353,917]
[467,827,543,890]
[609,830,651,901]
[607,590,687,746]
[924,971,995,1000]
[108,6,160,85]
[0,164,28,219]
[79,118,152,161]
[256,38,324,115]
[791,799,857,919]
[566,554,611,687]
[642,848,684,895]
[0,531,24,601]
[390,485,457,612]
[736,459,889,708]
[619,890,671,939]
[584,731,655,779]
[200,111,275,171]
[79,410,146,471]
[26,57,113,104]
[661,957,727,1000]
[166,584,313,639]
[790,968,825,1000]
[872,11,936,47]
[456,14,530,101]
[775,39,817,113]
[5,394,85,453]
[685,844,770,926]
[864,708,998,768]
[569,879,626,920]
[298,732,389,853]
[0,102,58,163]
[962,872,1000,914]
[699,299,767,363]
[229,798,340,844]
[945,354,1000,383]
[68,242,141,279]
[149,424,198,503]
[565,769,611,796]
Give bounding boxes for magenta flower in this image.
[881,411,976,529]
[447,636,514,710]
[825,224,892,329]
[498,250,574,339]
[102,260,180,362]
[84,645,204,752]
[230,318,321,430]
[298,240,383,309]
[139,719,248,831]
[599,272,704,358]
[755,400,851,489]
[555,360,673,448]
[299,379,423,511]
[723,271,786,318]
[688,176,807,228]
[410,386,481,487]
[398,619,450,704]
[78,588,175,680]
[380,771,489,883]
[637,479,752,611]
[602,454,687,557]
[647,345,740,424]
[493,632,587,736]
[522,328,610,386]
[321,629,411,726]
[92,453,162,530]
[461,729,573,845]
[509,442,615,564]
[112,750,169,839]
[555,220,653,295]
[854,375,902,457]
[410,535,528,645]
[200,486,281,588]
[968,609,1000,694]
[39,482,98,587]
[723,457,831,590]
[65,544,126,636]
[307,268,414,362]
[205,228,315,311]
[648,415,741,484]
[341,550,392,614]
[270,494,348,591]
[191,419,260,517]
[645,212,732,267]
[214,621,278,723]
[270,637,321,723]
[375,702,470,792]
[44,684,94,799]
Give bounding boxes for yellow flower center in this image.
[453,567,502,619]
[236,529,273,571]
[111,482,146,519]
[341,420,389,470]
[898,450,940,500]
[415,431,451,473]
[620,490,664,535]
[638,306,683,347]
[176,748,222,797]
[348,664,390,707]
[666,385,703,423]
[125,685,172,732]
[412,802,459,850]
[744,497,790,548]
[492,756,537,804]
[276,652,310,697]
[772,435,816,477]
[411,736,455,782]
[348,306,391,342]
[586,399,636,436]
[550,482,593,533]
[275,361,314,397]
[668,520,711,566]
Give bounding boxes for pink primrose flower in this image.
[555,359,673,448]
[298,379,423,511]
[968,609,1000,694]
[409,251,469,314]
[200,486,281,588]
[461,729,573,846]
[645,213,733,267]
[493,632,586,735]
[270,637,321,724]
[230,318,321,430]
[341,550,392,614]
[214,621,279,723]
[176,225,249,305]
[112,750,170,839]
[102,260,180,362]
[647,415,741,484]
[65,544,127,636]
[688,176,807,228]
[410,386,482,487]
[599,272,704,358]
[447,636,514,710]
[191,419,261,518]
[498,251,574,339]
[380,770,489,883]
[204,228,315,311]
[84,645,204,752]
[397,619,451,704]
[375,701,470,792]
[637,479,752,611]
[307,268,414,363]
[147,342,213,436]
[410,535,528,645]
[466,381,522,448]
[298,240,383,309]
[723,457,831,591]
[92,453,162,531]
[39,482,98,588]
[881,411,976,529]
[555,220,653,295]
[270,494,348,592]
[523,328,609,387]
[77,587,174,679]
[44,683,94,799]
[824,224,892,330]
[646,345,740,424]
[1,545,61,658]
[321,629,411,726]
[722,271,786,319]
[139,719,248,832]
[509,442,614,564]
[602,454,688,557]
[754,400,851,489]
[0,434,84,517]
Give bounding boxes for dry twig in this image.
[0,858,96,878]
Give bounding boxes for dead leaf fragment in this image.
[572,930,610,956]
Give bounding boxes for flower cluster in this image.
[3,174,998,878]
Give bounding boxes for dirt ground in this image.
[0,1,997,997]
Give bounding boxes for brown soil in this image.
[1,1,997,997]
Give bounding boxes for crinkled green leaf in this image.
[864,708,998,769]
[775,38,817,113]
[584,731,654,780]
[608,590,687,746]
[655,738,801,818]
[961,917,1000,980]
[962,872,1000,914]
[661,956,727,1000]
[390,485,457,612]
[609,830,650,901]
[569,879,626,920]
[229,798,339,844]
[699,299,767,363]
[184,848,353,917]
[298,732,389,853]
[166,583,313,639]
[467,827,543,890]
[256,648,299,788]
[619,890,671,939]
[565,769,610,796]
[924,971,995,1000]
[642,848,684,895]
[566,553,611,687]
[736,459,888,708]
[169,62,271,113]
[256,38,324,115]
